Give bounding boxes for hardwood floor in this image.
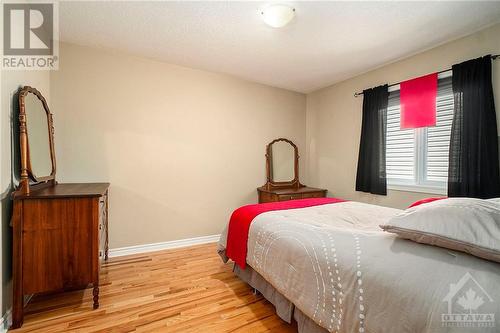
[11,243,297,333]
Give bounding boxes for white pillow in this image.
[380,198,500,263]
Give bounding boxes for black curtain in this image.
[356,85,389,195]
[448,55,500,198]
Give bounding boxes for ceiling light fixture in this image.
[261,4,295,28]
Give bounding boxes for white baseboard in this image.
[1,308,11,333]
[108,234,221,258]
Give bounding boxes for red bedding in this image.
[226,197,345,269]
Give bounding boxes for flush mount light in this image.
[261,4,295,28]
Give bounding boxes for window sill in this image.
[387,184,447,195]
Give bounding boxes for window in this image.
[386,74,453,194]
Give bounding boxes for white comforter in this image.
[219,201,500,333]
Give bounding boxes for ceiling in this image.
[59,1,500,93]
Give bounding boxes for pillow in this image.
[408,197,446,208]
[380,198,500,263]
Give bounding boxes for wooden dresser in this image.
[10,86,110,329]
[11,183,109,328]
[258,138,327,203]
[258,186,327,203]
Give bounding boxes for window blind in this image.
[386,76,453,187]
[425,77,453,183]
[386,90,415,181]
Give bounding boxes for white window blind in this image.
[386,75,453,194]
[425,79,453,183]
[387,91,415,182]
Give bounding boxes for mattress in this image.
[219,201,500,333]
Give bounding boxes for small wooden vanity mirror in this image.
[266,138,300,188]
[17,86,56,194]
[258,138,327,203]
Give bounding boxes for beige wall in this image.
[305,23,500,209]
[50,43,306,249]
[1,70,50,320]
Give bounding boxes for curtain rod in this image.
[353,54,499,97]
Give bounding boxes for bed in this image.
[218,200,500,333]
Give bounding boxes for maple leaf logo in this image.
[457,288,484,314]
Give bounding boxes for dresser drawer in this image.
[99,194,106,217]
[278,194,303,201]
[278,191,326,201]
[99,215,106,250]
[258,186,327,204]
[302,191,326,199]
[22,198,95,293]
[98,193,108,261]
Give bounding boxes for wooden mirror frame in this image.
[264,138,303,190]
[17,86,56,195]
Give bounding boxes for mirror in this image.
[270,141,295,182]
[265,138,299,187]
[24,93,53,178]
[18,86,56,193]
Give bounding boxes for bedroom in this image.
[1,1,500,332]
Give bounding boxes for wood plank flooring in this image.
[10,243,297,333]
